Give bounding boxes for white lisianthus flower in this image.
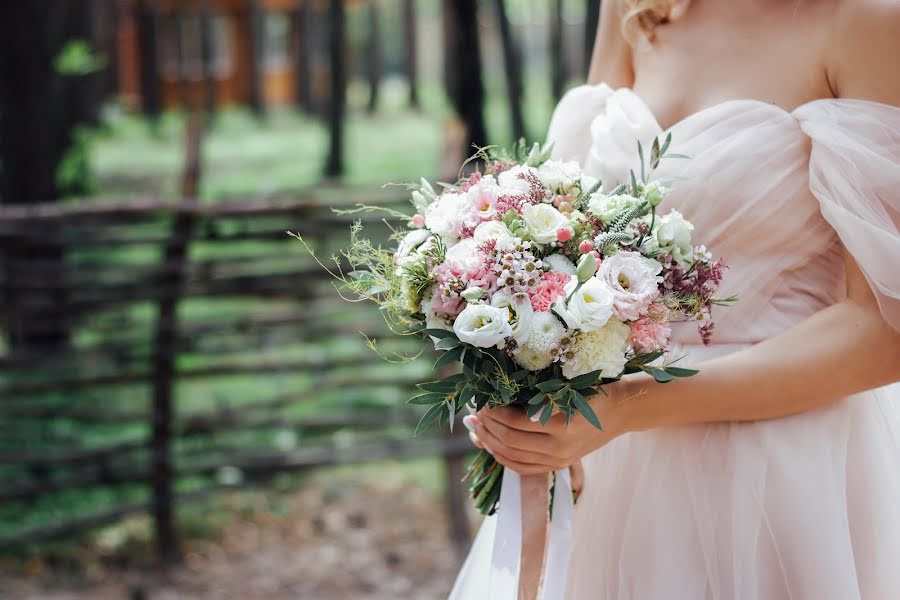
[651,209,695,266]
[467,174,502,221]
[595,250,662,321]
[586,192,643,222]
[543,253,577,276]
[453,304,512,348]
[553,277,614,332]
[562,318,630,379]
[521,203,568,244]
[473,220,516,251]
[424,191,469,244]
[536,160,582,194]
[491,293,534,346]
[497,165,538,195]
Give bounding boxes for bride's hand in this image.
[463,381,631,476]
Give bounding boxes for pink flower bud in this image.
[552,196,563,207]
[556,227,572,242]
[412,214,425,228]
[592,251,602,261]
[578,240,594,254]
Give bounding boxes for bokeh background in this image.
[0,1,602,598]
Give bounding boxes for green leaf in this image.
[536,379,564,392]
[629,351,664,365]
[637,141,646,182]
[434,337,461,351]
[660,132,672,156]
[539,402,554,426]
[407,392,446,405]
[434,346,464,369]
[650,137,661,169]
[528,391,547,405]
[567,370,603,389]
[527,401,545,420]
[629,169,639,195]
[648,368,675,383]
[418,374,465,393]
[447,396,457,432]
[572,393,603,431]
[662,152,690,160]
[575,387,599,397]
[425,328,457,340]
[663,366,699,378]
[415,402,444,436]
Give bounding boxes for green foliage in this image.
[55,39,106,76]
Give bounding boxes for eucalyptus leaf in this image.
[664,366,699,377]
[648,368,675,383]
[434,346,463,369]
[415,402,444,436]
[539,402,554,426]
[572,393,603,431]
[407,392,446,405]
[536,379,564,392]
[434,337,461,351]
[425,328,457,340]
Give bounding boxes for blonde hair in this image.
[620,0,677,42]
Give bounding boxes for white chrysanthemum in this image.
[562,318,630,379]
[525,311,566,353]
[586,192,642,222]
[514,344,554,371]
[544,254,577,276]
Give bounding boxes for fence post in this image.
[150,115,203,563]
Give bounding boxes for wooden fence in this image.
[0,186,472,561]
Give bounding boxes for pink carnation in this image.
[628,304,672,353]
[529,271,571,312]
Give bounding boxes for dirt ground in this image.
[0,470,479,600]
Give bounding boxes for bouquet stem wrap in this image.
[489,467,575,599]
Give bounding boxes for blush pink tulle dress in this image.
[449,84,900,599]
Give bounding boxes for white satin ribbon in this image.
[488,468,575,599]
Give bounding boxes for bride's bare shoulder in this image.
[587,1,633,88]
[829,0,900,104]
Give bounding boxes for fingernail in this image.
[484,445,494,456]
[530,412,541,423]
[462,415,476,433]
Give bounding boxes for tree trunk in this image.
[443,0,487,157]
[201,1,218,116]
[493,0,526,142]
[550,0,566,101]
[403,0,419,109]
[246,0,265,116]
[324,0,346,177]
[137,0,162,119]
[584,0,602,77]
[366,0,382,113]
[294,0,313,112]
[0,2,104,350]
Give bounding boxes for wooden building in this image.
[115,0,334,112]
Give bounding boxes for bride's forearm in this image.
[619,299,900,432]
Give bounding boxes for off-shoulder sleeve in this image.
[796,99,900,332]
[545,83,615,164]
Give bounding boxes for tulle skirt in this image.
[449,345,900,599]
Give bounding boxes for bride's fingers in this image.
[471,419,560,468]
[477,413,557,456]
[490,448,555,476]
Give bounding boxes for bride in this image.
[451,0,900,598]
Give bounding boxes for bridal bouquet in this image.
[292,135,732,515]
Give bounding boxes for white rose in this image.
[424,191,469,244]
[453,304,512,348]
[552,276,614,332]
[595,251,661,321]
[491,293,534,346]
[444,238,481,271]
[497,165,538,195]
[651,209,694,265]
[543,253,577,276]
[536,160,582,193]
[562,318,630,379]
[473,220,516,251]
[586,192,643,222]
[521,203,568,244]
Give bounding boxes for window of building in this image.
[262,12,291,70]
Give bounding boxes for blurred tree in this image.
[585,0,602,76]
[293,0,314,112]
[246,0,266,116]
[403,0,419,109]
[493,0,526,142]
[367,0,383,113]
[137,0,163,119]
[550,0,566,100]
[0,1,105,350]
[443,0,487,158]
[325,0,346,177]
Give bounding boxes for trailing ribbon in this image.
[488,468,575,599]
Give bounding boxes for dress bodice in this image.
[546,84,900,346]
